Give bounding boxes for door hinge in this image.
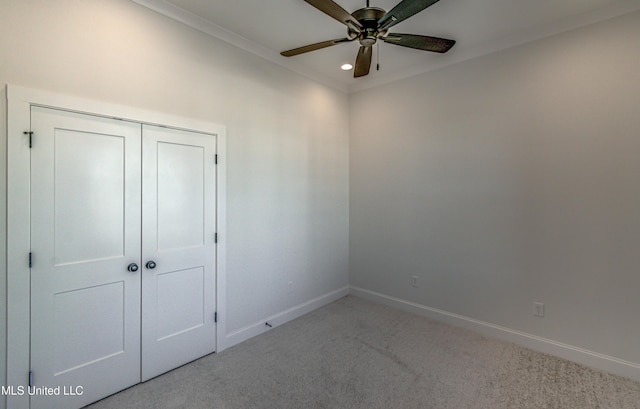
[214,312,217,323]
[215,154,218,165]
[24,131,33,148]
[29,252,32,268]
[29,370,33,388]
[215,233,218,243]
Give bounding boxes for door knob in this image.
[145,260,157,270]
[127,263,139,272]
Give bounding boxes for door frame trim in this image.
[5,85,227,409]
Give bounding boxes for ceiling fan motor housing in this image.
[351,7,387,46]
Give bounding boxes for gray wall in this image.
[3,0,640,398]
[350,11,640,365]
[0,88,6,402]
[0,0,349,391]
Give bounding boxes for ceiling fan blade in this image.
[354,46,372,78]
[378,0,441,31]
[304,0,363,31]
[383,33,455,53]
[281,38,352,57]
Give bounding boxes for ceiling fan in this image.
[281,0,456,78]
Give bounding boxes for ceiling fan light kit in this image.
[281,0,456,78]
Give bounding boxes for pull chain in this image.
[377,42,380,71]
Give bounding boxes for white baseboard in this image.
[350,286,640,382]
[223,286,350,350]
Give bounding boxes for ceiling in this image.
[132,0,640,92]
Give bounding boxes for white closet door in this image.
[30,107,142,409]
[141,125,217,381]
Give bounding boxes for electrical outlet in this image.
[411,275,419,288]
[287,281,293,294]
[532,302,545,318]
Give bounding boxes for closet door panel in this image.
[156,266,205,340]
[53,129,126,264]
[156,141,205,250]
[141,125,217,381]
[30,106,142,409]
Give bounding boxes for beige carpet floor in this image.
[86,295,640,408]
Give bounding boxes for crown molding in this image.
[131,0,640,94]
[130,0,350,93]
[348,0,640,93]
